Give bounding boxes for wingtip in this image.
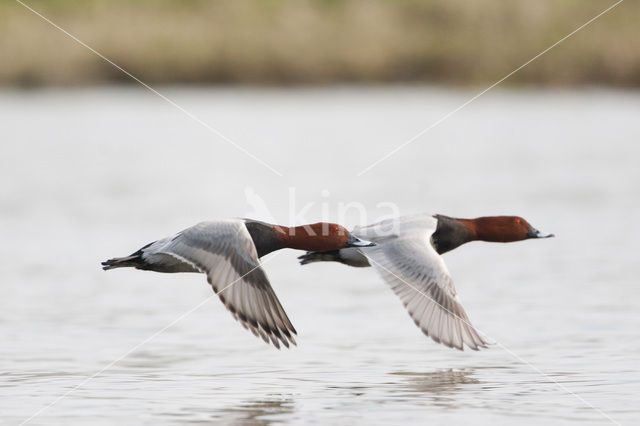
[467,341,490,351]
[263,334,298,350]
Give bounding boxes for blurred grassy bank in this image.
[1,0,638,87]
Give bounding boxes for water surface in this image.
[1,86,639,425]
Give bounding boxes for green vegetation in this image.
[1,0,638,86]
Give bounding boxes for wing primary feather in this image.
[360,218,488,351]
[159,220,299,349]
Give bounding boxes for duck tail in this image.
[101,254,143,270]
[297,250,341,265]
[101,242,152,271]
[298,249,371,268]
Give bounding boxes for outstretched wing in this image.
[356,214,488,350]
[144,220,296,348]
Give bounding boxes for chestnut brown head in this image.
[283,222,375,252]
[473,216,554,243]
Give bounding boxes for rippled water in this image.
[1,86,639,425]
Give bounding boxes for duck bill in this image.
[527,228,555,238]
[345,234,376,247]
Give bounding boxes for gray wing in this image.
[143,220,296,348]
[357,214,488,351]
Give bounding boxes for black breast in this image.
[243,220,284,258]
[431,214,474,254]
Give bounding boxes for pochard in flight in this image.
[102,219,374,348]
[299,214,554,351]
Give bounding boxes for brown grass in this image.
[1,0,638,87]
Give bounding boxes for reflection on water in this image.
[209,397,295,425]
[1,87,639,425]
[390,369,480,396]
[157,396,295,425]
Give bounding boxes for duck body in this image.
[299,213,553,267]
[102,218,373,349]
[103,219,373,273]
[298,213,553,351]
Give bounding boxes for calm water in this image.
[1,86,639,425]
